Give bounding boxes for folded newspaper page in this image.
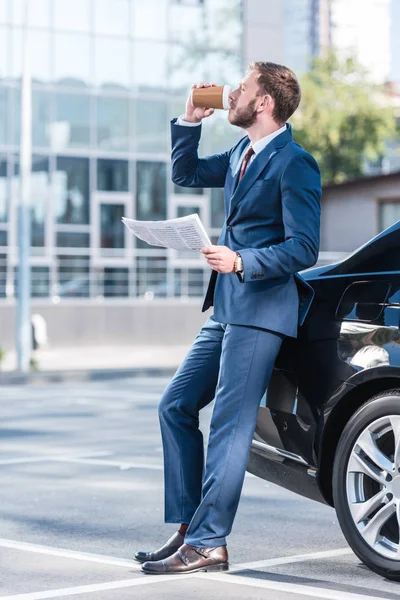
[122,213,211,251]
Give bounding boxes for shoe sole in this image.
[141,563,229,575]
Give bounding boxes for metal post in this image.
[16,0,31,372]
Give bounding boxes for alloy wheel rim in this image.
[346,415,400,560]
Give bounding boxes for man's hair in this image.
[249,61,301,124]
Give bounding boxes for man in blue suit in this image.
[137,62,321,574]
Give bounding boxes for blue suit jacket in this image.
[171,119,321,338]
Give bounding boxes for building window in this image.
[136,161,167,221]
[210,188,225,228]
[136,256,167,298]
[54,0,91,33]
[54,32,92,87]
[55,157,90,225]
[57,255,90,297]
[31,266,50,298]
[379,201,400,232]
[94,36,130,89]
[97,159,128,192]
[31,156,49,247]
[100,204,125,250]
[0,156,7,223]
[174,184,203,196]
[94,0,130,36]
[53,93,91,149]
[56,232,90,248]
[135,99,168,153]
[96,96,130,151]
[13,156,49,247]
[103,267,129,297]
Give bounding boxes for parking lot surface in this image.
[1,377,400,599]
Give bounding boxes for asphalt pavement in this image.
[1,377,400,599]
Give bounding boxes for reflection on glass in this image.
[54,0,91,32]
[169,43,206,93]
[31,156,49,246]
[13,156,49,246]
[11,28,51,83]
[211,188,225,227]
[56,232,90,247]
[95,37,130,89]
[10,88,52,146]
[54,32,91,87]
[136,161,167,220]
[97,159,128,192]
[0,3,7,23]
[380,202,400,231]
[0,156,6,222]
[94,0,130,36]
[54,93,91,148]
[136,256,167,297]
[205,0,242,51]
[55,157,89,224]
[100,204,125,250]
[136,99,168,152]
[131,0,168,40]
[174,267,204,297]
[132,41,168,92]
[97,96,130,151]
[57,255,90,297]
[31,266,50,298]
[174,184,203,196]
[169,3,202,44]
[0,26,8,80]
[0,89,6,145]
[33,91,51,147]
[104,267,129,297]
[0,253,6,297]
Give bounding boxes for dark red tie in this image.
[238,146,255,181]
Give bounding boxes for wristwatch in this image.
[232,252,243,274]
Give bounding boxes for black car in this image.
[248,220,400,580]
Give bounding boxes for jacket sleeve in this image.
[171,118,231,188]
[239,152,321,282]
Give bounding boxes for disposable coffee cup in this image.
[191,85,231,110]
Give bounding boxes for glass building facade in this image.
[0,0,243,300]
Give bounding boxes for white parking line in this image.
[53,457,163,471]
[196,572,387,600]
[0,538,138,569]
[230,547,353,571]
[0,574,194,600]
[0,541,359,600]
[0,452,113,466]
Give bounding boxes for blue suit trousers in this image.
[158,315,283,547]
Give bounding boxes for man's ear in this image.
[257,94,271,112]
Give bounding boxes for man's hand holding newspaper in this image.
[122,213,211,252]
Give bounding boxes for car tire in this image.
[333,389,400,581]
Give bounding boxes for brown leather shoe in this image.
[141,543,229,574]
[134,531,184,563]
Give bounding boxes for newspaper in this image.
[122,213,211,251]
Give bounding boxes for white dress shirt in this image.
[176,115,287,167]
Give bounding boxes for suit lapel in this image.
[227,125,292,220]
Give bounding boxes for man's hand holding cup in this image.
[183,83,231,124]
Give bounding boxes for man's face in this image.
[228,70,262,128]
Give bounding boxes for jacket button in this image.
[226,225,232,231]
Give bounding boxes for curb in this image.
[0,366,178,386]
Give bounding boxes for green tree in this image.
[292,51,397,185]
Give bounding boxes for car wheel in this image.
[333,389,400,580]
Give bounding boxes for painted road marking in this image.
[0,538,138,569]
[0,452,113,466]
[196,572,389,600]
